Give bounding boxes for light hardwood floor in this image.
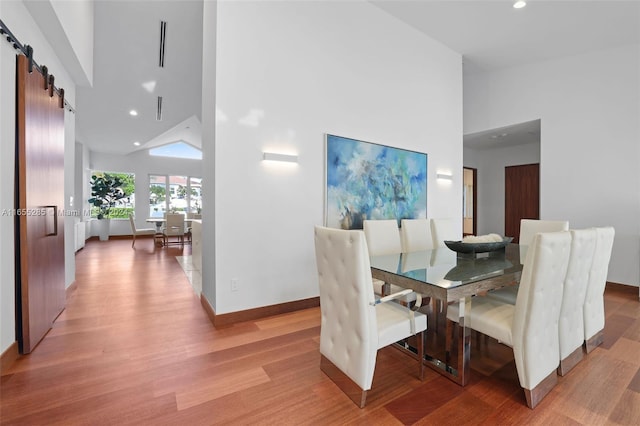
[1,238,639,425]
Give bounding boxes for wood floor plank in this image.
[602,314,637,349]
[608,388,640,425]
[1,239,639,425]
[545,350,637,424]
[384,375,464,424]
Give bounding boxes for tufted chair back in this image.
[583,226,615,351]
[430,218,459,248]
[519,219,569,264]
[557,228,596,374]
[512,231,571,391]
[314,226,378,391]
[519,219,569,246]
[363,220,401,256]
[400,219,433,252]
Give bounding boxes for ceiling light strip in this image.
[157,96,163,121]
[159,21,167,67]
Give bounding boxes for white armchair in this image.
[583,226,615,353]
[448,231,571,408]
[314,226,427,408]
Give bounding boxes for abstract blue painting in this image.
[325,134,427,230]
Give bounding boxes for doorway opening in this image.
[463,119,541,238]
[463,167,477,236]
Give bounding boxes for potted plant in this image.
[88,174,126,240]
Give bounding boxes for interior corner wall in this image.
[0,0,77,354]
[464,143,540,236]
[64,109,76,287]
[464,44,640,287]
[211,0,463,315]
[200,0,217,311]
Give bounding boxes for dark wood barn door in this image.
[505,163,539,243]
[16,54,66,354]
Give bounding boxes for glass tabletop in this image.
[370,243,526,290]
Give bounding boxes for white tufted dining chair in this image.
[583,226,615,353]
[519,219,570,246]
[363,219,402,256]
[314,226,427,408]
[363,219,403,296]
[487,219,569,305]
[400,218,433,253]
[448,231,571,408]
[430,218,459,248]
[557,228,596,375]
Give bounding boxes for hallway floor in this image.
[1,237,639,425]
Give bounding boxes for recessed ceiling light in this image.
[129,110,138,116]
[133,141,141,146]
[513,1,526,9]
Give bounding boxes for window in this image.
[149,174,202,217]
[149,141,202,160]
[89,171,135,219]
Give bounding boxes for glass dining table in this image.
[370,244,526,386]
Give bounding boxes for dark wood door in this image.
[16,54,66,353]
[505,163,539,243]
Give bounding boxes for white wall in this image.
[89,150,203,235]
[201,0,217,308]
[24,0,94,86]
[208,0,463,314]
[0,0,80,354]
[464,142,541,236]
[464,44,640,286]
[64,108,76,286]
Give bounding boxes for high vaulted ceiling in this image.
[76,1,639,155]
[76,0,203,155]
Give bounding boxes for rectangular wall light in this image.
[436,173,453,181]
[262,152,298,163]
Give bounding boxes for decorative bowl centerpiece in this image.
[444,236,513,254]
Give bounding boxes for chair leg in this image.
[523,370,557,409]
[132,234,135,248]
[558,346,584,376]
[417,330,425,381]
[584,329,604,354]
[320,355,368,408]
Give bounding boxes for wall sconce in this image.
[436,173,453,181]
[262,152,298,163]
